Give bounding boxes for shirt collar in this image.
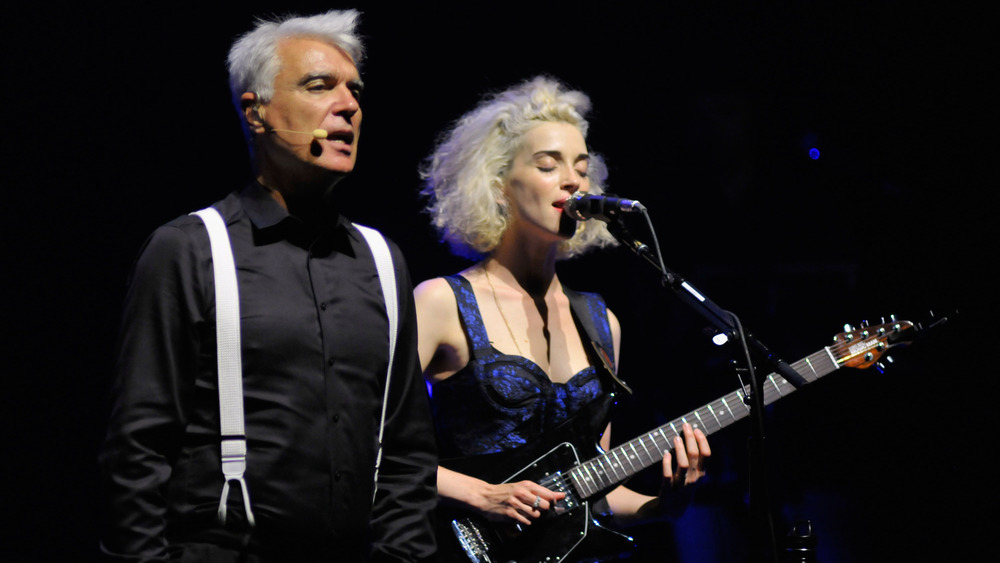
[240,181,291,230]
[239,181,354,249]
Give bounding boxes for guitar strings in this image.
[561,327,901,500]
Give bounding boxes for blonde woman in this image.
[416,76,710,558]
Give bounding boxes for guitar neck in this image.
[566,347,840,500]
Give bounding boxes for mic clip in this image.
[606,217,654,262]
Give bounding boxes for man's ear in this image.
[241,92,266,135]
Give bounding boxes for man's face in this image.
[252,37,363,175]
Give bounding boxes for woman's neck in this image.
[487,230,560,298]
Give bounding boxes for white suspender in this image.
[191,207,255,527]
[352,223,398,502]
[191,207,399,524]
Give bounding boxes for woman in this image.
[415,76,710,547]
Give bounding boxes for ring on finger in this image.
[532,495,542,509]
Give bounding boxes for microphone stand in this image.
[607,216,795,563]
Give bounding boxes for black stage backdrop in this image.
[5,3,992,561]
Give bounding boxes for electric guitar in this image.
[437,319,919,563]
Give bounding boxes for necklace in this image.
[482,265,524,357]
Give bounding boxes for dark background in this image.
[5,2,992,561]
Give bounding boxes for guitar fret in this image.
[610,450,622,476]
[581,463,598,495]
[708,403,722,428]
[721,396,736,421]
[627,442,643,470]
[567,467,585,497]
[601,454,618,487]
[803,357,819,379]
[589,461,604,491]
[592,457,604,486]
[693,409,706,431]
[669,421,679,437]
[735,390,751,412]
[611,449,635,475]
[656,428,671,452]
[823,346,837,367]
[638,435,653,462]
[580,463,597,496]
[769,374,784,397]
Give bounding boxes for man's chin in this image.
[311,154,356,176]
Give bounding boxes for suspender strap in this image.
[191,207,256,527]
[190,210,400,520]
[353,224,398,502]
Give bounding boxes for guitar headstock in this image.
[831,317,916,370]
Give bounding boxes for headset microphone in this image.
[270,128,330,140]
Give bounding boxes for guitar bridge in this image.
[451,518,493,563]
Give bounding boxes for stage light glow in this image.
[809,148,821,160]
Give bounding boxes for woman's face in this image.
[503,121,590,242]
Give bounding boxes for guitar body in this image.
[436,396,636,563]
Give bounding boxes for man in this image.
[99,10,437,562]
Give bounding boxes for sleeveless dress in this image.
[430,275,617,459]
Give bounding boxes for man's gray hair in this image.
[227,10,364,110]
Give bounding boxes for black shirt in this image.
[99,184,437,561]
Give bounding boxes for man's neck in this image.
[256,173,343,225]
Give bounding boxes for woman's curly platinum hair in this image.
[420,76,618,260]
[227,10,363,113]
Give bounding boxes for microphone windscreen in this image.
[313,129,329,139]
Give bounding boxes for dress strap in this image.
[443,275,495,359]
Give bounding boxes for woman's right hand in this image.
[470,479,566,525]
[438,467,565,526]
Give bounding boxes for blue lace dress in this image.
[430,275,618,459]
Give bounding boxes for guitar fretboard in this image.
[567,347,840,499]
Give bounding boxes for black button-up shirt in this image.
[99,184,437,561]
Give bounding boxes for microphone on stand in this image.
[563,192,644,222]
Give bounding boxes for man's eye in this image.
[538,167,555,173]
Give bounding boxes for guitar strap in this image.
[564,288,633,396]
[191,207,399,525]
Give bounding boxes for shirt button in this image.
[320,303,327,311]
[328,358,335,366]
[332,414,340,422]
[334,471,342,481]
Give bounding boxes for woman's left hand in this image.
[663,422,711,487]
[656,422,710,518]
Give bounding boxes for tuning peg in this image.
[875,355,895,374]
[861,319,869,328]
